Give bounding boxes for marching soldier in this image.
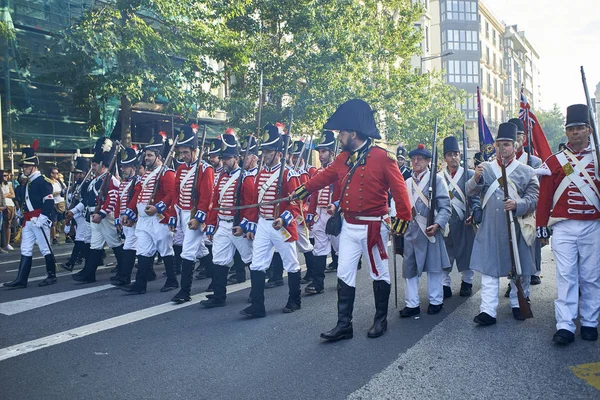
[305,130,340,295]
[440,136,481,298]
[110,147,139,286]
[73,138,124,284]
[466,122,539,325]
[61,157,92,272]
[4,141,57,288]
[169,125,214,303]
[240,124,302,318]
[400,144,451,318]
[294,99,412,340]
[396,145,412,181]
[121,132,177,294]
[201,133,253,307]
[537,104,600,345]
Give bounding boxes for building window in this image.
[441,0,477,21]
[425,26,430,52]
[461,96,477,120]
[486,47,490,64]
[487,73,492,92]
[485,22,490,39]
[443,60,479,84]
[493,30,497,47]
[442,29,478,51]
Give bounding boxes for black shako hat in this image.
[207,138,223,156]
[316,130,336,150]
[323,99,380,139]
[291,140,306,155]
[92,137,114,166]
[220,133,239,158]
[565,104,590,128]
[177,125,198,149]
[396,145,407,160]
[260,123,283,151]
[508,118,525,133]
[408,144,432,159]
[443,136,460,155]
[19,139,40,167]
[240,135,258,155]
[119,147,138,167]
[496,122,518,142]
[473,152,484,166]
[74,157,90,173]
[145,132,167,154]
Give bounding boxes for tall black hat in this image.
[508,118,525,133]
[145,131,167,154]
[496,122,517,141]
[92,137,114,166]
[473,152,484,166]
[408,144,432,159]
[240,135,258,155]
[74,157,90,173]
[119,147,138,167]
[565,104,590,128]
[291,140,306,155]
[220,133,239,158]
[260,123,283,151]
[19,139,40,167]
[207,138,223,156]
[177,125,198,149]
[396,145,407,160]
[323,99,380,139]
[443,136,460,155]
[316,130,336,150]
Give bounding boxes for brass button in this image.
[358,204,362,207]
[360,182,364,185]
[345,193,349,196]
[362,167,365,171]
[346,200,349,204]
[359,189,363,192]
[359,196,363,200]
[347,180,351,184]
[346,186,350,190]
[361,174,364,177]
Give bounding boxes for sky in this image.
[484,0,600,113]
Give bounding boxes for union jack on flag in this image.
[518,90,552,161]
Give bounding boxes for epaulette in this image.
[286,167,299,180]
[43,176,54,185]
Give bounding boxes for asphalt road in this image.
[0,243,598,399]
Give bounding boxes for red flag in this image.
[519,91,552,161]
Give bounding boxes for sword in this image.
[38,221,57,272]
[392,233,398,309]
[214,195,293,211]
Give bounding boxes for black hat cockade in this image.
[92,137,114,166]
[240,135,258,155]
[507,118,525,133]
[396,145,408,160]
[316,130,336,151]
[496,122,518,142]
[408,144,432,159]
[19,139,40,167]
[323,99,380,139]
[119,147,138,167]
[74,156,90,173]
[565,104,590,128]
[442,136,460,155]
[220,129,239,158]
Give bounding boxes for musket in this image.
[255,69,265,175]
[67,166,92,211]
[521,86,533,167]
[94,140,121,215]
[274,110,293,218]
[190,125,208,218]
[147,135,180,207]
[233,132,251,227]
[580,66,600,179]
[462,124,470,218]
[293,135,308,171]
[427,119,438,227]
[392,234,398,309]
[500,156,533,319]
[215,195,292,211]
[328,134,340,204]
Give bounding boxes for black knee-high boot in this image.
[73,249,102,283]
[172,258,194,303]
[240,270,267,318]
[266,252,284,288]
[320,279,355,341]
[326,249,338,273]
[39,254,58,287]
[200,265,229,308]
[283,271,301,313]
[305,255,326,294]
[3,256,33,288]
[111,249,136,286]
[122,255,152,294]
[160,255,179,292]
[367,281,390,338]
[173,244,183,275]
[301,251,314,284]
[61,240,82,271]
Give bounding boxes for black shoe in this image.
[195,272,209,280]
[110,278,129,287]
[65,237,73,244]
[200,298,226,308]
[325,264,337,273]
[240,305,266,318]
[367,281,390,338]
[459,281,473,297]
[265,279,284,289]
[72,274,95,283]
[427,303,443,315]
[227,276,244,285]
[581,326,598,341]
[321,279,355,341]
[300,276,312,284]
[171,293,192,304]
[443,285,452,299]
[38,276,57,287]
[530,275,542,285]
[121,284,146,294]
[553,329,575,345]
[52,238,59,245]
[504,284,511,298]
[60,262,74,272]
[473,312,496,326]
[512,308,525,321]
[283,302,301,313]
[399,306,420,318]
[305,284,325,295]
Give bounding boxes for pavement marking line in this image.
[1,265,114,285]
[0,284,115,316]
[570,362,600,390]
[0,252,73,266]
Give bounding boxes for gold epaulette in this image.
[44,177,54,185]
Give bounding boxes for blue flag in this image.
[476,87,495,160]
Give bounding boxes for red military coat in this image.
[174,160,214,218]
[127,168,176,224]
[206,168,255,228]
[308,162,342,215]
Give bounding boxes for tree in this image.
[536,104,566,153]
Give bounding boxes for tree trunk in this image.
[120,94,132,147]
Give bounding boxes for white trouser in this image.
[135,204,173,257]
[296,221,313,253]
[404,272,443,308]
[480,273,531,318]
[249,217,300,273]
[173,210,184,246]
[337,219,389,287]
[442,269,474,286]
[74,214,91,243]
[21,220,51,257]
[312,207,340,256]
[90,215,122,250]
[211,220,253,266]
[178,208,209,261]
[122,225,137,251]
[552,219,600,332]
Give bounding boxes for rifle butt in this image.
[515,280,533,319]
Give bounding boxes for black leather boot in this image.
[367,280,390,338]
[73,249,102,283]
[171,258,195,303]
[200,265,228,308]
[240,270,267,318]
[266,252,284,288]
[173,244,183,275]
[39,254,58,287]
[77,242,90,265]
[111,249,136,286]
[301,251,314,284]
[111,245,125,277]
[305,255,326,294]
[122,255,152,294]
[325,249,338,273]
[321,279,355,341]
[283,271,302,313]
[61,240,82,271]
[195,251,214,280]
[160,255,179,292]
[227,250,246,284]
[3,256,33,288]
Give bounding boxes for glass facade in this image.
[441,0,478,21]
[441,29,478,52]
[443,60,479,84]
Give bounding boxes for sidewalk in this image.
[349,246,600,400]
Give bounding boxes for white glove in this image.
[35,214,52,228]
[64,225,71,235]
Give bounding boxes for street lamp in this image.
[420,51,455,74]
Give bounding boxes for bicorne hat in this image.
[323,99,380,139]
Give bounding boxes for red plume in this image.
[225,127,235,135]
[131,144,138,151]
[158,131,167,139]
[32,139,39,151]
[190,123,199,130]
[417,144,425,150]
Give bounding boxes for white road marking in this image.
[0,252,72,266]
[1,265,114,285]
[0,284,114,315]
